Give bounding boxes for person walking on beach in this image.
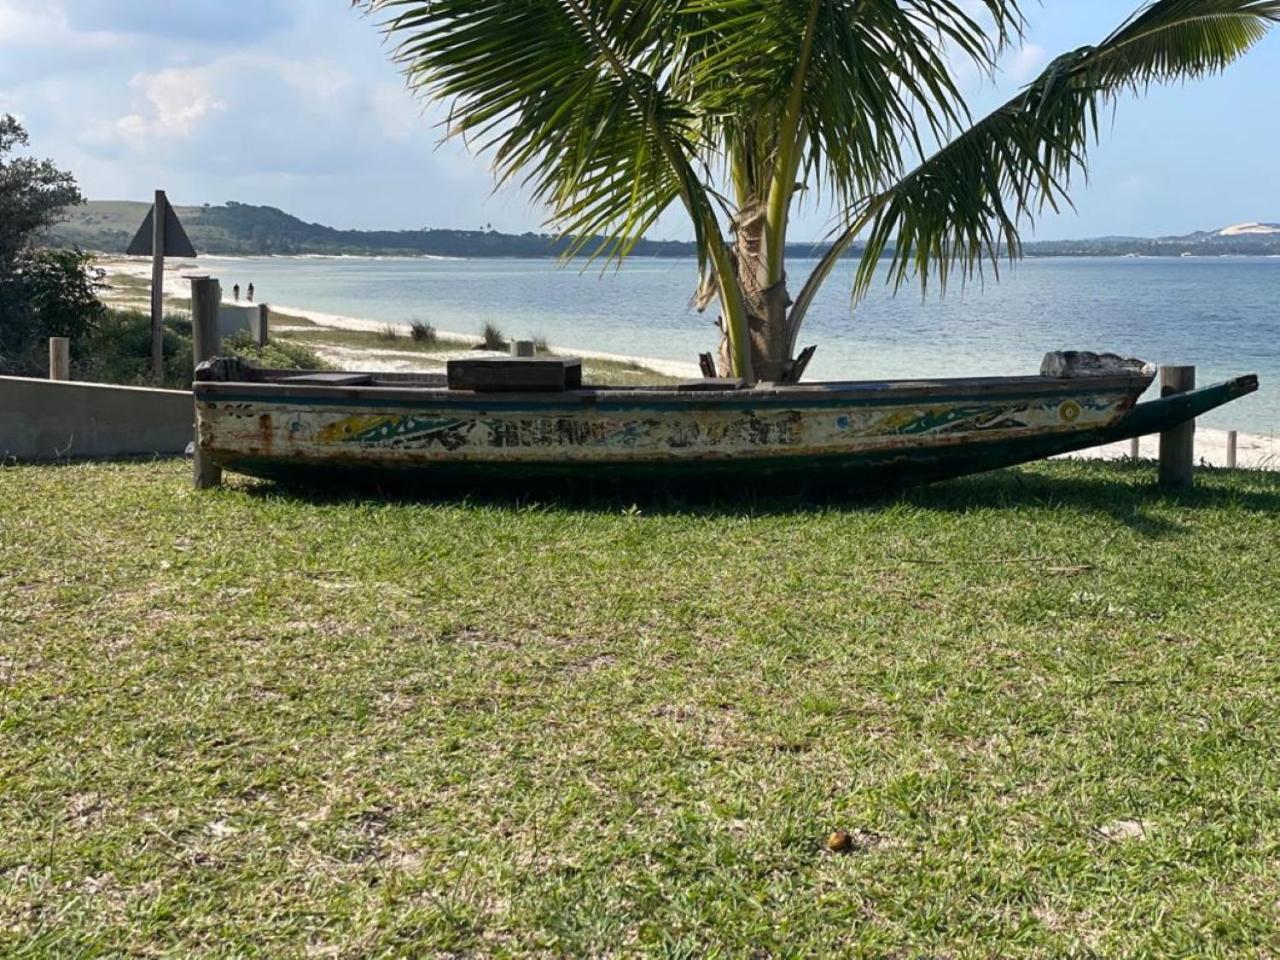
[233,283,240,302]
[247,283,255,303]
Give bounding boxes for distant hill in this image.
[46,200,706,258]
[44,200,1280,259]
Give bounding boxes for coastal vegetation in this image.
[0,115,102,375]
[50,199,1280,260]
[2,458,1278,954]
[361,0,1280,381]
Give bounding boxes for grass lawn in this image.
[2,459,1278,957]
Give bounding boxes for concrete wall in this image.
[0,376,192,461]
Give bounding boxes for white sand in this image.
[1062,428,1278,471]
[97,256,1275,470]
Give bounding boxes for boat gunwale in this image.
[194,370,1153,409]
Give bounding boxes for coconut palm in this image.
[357,0,1279,382]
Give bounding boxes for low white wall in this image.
[0,376,193,461]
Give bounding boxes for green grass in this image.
[3,459,1278,957]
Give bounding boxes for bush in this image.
[221,331,328,372]
[480,321,507,351]
[378,324,399,341]
[78,309,330,390]
[0,249,106,374]
[409,320,437,345]
[79,309,194,389]
[532,333,550,354]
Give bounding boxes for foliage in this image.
[2,458,1279,954]
[0,249,106,372]
[378,323,400,341]
[359,0,1280,380]
[479,320,507,351]
[78,309,329,389]
[0,114,82,266]
[409,319,437,344]
[79,309,196,388]
[532,333,550,354]
[0,115,90,372]
[220,330,330,372]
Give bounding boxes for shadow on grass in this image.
[234,457,1280,537]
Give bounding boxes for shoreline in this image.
[95,256,1277,471]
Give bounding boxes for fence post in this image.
[1129,437,1141,461]
[1158,365,1195,490]
[48,337,70,381]
[191,275,223,490]
[1227,430,1238,470]
[255,303,270,347]
[511,339,536,358]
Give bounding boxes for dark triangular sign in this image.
[126,201,197,258]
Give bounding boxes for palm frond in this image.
[789,0,1280,343]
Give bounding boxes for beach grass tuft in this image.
[409,320,438,345]
[480,320,507,351]
[2,458,1279,956]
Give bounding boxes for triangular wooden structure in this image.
[126,202,197,258]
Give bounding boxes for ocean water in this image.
[203,255,1279,432]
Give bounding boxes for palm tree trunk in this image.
[714,208,795,381]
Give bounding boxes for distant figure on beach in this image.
[247,283,255,303]
[233,283,240,302]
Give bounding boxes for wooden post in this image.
[1158,365,1195,490]
[255,303,270,347]
[48,337,70,381]
[512,339,536,358]
[190,275,222,490]
[150,189,167,382]
[1129,437,1141,461]
[1227,430,1238,470]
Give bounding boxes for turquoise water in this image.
[203,255,1279,432]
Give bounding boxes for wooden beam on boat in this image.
[447,357,582,392]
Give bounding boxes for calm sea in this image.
[204,255,1279,433]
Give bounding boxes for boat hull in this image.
[193,366,1237,492]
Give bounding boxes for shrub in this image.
[222,331,329,372]
[0,249,106,374]
[409,320,437,345]
[480,321,507,351]
[532,333,550,354]
[79,309,194,389]
[378,324,399,341]
[77,309,330,390]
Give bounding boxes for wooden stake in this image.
[1158,365,1195,490]
[48,337,70,381]
[1227,430,1238,470]
[1129,437,1140,461]
[151,189,167,382]
[191,275,223,490]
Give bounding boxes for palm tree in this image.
[357,0,1279,383]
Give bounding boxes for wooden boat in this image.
[193,352,1258,492]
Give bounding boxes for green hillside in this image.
[46,200,1280,259]
[46,201,702,258]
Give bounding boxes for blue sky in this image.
[1,1,1276,240]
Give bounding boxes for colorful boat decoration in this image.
[192,352,1258,492]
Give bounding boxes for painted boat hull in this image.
[193,364,1258,493]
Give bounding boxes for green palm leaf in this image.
[789,0,1280,347]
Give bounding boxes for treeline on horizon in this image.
[47,200,1280,259]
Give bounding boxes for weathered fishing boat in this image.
[193,352,1257,492]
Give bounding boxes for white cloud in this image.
[114,67,225,140]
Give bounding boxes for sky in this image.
[0,0,1277,241]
